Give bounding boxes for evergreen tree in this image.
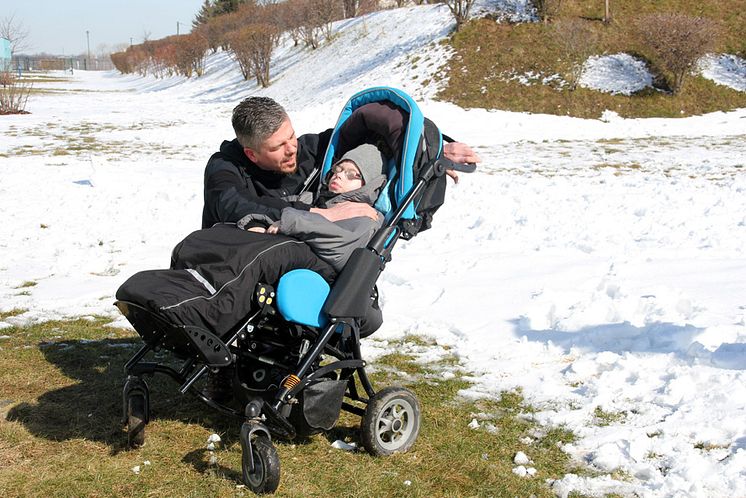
[192,0,214,28]
[212,0,244,16]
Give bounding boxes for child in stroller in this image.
[243,142,389,272]
[115,87,474,494]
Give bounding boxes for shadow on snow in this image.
[512,319,746,370]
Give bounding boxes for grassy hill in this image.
[438,0,746,118]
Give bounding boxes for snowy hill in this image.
[1,5,746,497]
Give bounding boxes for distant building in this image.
[1,38,11,72]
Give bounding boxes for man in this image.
[202,96,481,230]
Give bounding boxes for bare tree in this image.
[0,14,31,55]
[309,0,343,42]
[227,29,255,79]
[551,18,599,90]
[342,0,358,18]
[268,1,303,47]
[443,0,475,31]
[358,0,380,15]
[634,13,719,94]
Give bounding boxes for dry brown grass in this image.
[0,319,580,497]
[439,0,746,118]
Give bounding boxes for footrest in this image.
[182,326,232,367]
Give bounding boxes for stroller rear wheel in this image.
[361,386,421,456]
[126,394,147,448]
[242,434,280,494]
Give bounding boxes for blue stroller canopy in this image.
[319,87,441,221]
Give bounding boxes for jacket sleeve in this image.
[202,156,309,228]
[277,209,380,271]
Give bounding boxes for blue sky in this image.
[6,0,206,55]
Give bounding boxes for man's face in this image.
[244,118,298,174]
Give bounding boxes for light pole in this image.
[86,30,90,70]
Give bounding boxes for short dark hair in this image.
[232,97,288,150]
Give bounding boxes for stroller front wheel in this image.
[361,386,421,456]
[126,394,147,448]
[242,434,280,494]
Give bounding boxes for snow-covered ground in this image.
[1,5,745,497]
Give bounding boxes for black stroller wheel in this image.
[242,435,280,494]
[126,394,146,448]
[361,386,421,456]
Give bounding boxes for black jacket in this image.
[201,130,333,228]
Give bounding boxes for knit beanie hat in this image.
[333,144,386,184]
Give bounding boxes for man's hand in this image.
[443,142,481,183]
[443,142,481,165]
[310,201,378,222]
[247,226,267,233]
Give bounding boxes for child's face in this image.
[328,160,363,194]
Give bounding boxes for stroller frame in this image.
[118,87,472,494]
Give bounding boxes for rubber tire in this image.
[242,435,281,494]
[127,394,146,448]
[361,386,421,456]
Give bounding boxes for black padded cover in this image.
[117,224,335,338]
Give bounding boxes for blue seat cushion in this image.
[276,269,330,328]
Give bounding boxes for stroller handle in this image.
[449,161,477,173]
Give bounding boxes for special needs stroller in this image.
[115,87,474,494]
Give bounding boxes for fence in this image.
[11,55,115,72]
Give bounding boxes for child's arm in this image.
[277,208,381,271]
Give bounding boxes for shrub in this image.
[227,29,256,80]
[173,33,209,77]
[0,71,32,115]
[110,52,132,74]
[551,18,600,90]
[227,24,280,86]
[534,0,563,24]
[634,13,719,94]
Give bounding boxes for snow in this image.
[331,439,358,451]
[699,54,746,92]
[583,53,746,96]
[471,0,536,23]
[1,5,745,497]
[580,53,653,95]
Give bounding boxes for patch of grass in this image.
[441,0,746,118]
[0,324,581,497]
[7,120,194,159]
[0,309,26,321]
[694,441,730,451]
[593,406,627,426]
[15,281,37,289]
[590,163,643,175]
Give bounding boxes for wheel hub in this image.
[376,399,414,450]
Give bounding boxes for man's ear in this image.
[243,146,258,163]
